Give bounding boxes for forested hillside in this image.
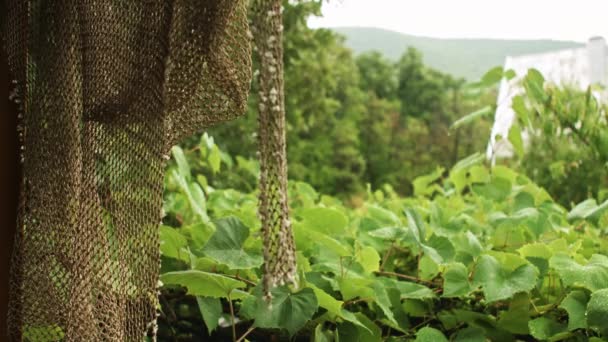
[332,27,583,80]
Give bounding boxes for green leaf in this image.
[559,290,589,331]
[508,122,524,158]
[372,281,399,326]
[171,146,191,180]
[208,145,222,174]
[443,263,472,297]
[160,270,247,299]
[314,324,333,342]
[453,326,486,342]
[356,246,380,273]
[159,225,189,263]
[512,95,530,127]
[528,317,567,341]
[549,254,608,292]
[415,327,449,342]
[471,177,511,202]
[587,288,608,336]
[242,287,318,336]
[383,278,435,299]
[413,167,444,197]
[481,66,504,86]
[172,169,210,223]
[524,69,547,103]
[307,283,342,316]
[203,216,263,269]
[497,293,531,335]
[567,199,608,224]
[367,205,401,226]
[299,207,348,235]
[473,254,538,302]
[196,297,222,334]
[405,208,426,244]
[450,106,493,131]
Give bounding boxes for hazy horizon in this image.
[309,0,608,43]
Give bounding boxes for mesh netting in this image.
[251,0,298,296]
[2,1,252,340]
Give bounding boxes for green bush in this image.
[158,140,608,341]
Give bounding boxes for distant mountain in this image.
[331,27,584,80]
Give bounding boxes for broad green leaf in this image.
[426,235,455,263]
[299,207,348,235]
[518,243,552,260]
[481,66,504,86]
[368,226,410,241]
[473,254,538,302]
[587,288,608,336]
[314,324,333,342]
[171,146,191,180]
[382,278,435,299]
[471,177,511,202]
[172,170,210,223]
[524,69,547,103]
[497,293,530,335]
[567,199,608,225]
[405,208,426,244]
[242,287,318,336]
[512,95,530,127]
[294,223,351,256]
[208,145,221,174]
[451,106,493,131]
[196,297,222,334]
[202,216,263,269]
[443,263,471,297]
[159,225,189,262]
[372,281,399,326]
[367,205,401,226]
[559,290,589,331]
[568,199,598,221]
[181,222,215,255]
[356,246,380,273]
[415,327,449,342]
[508,123,524,158]
[307,283,343,316]
[549,254,608,291]
[528,317,567,341]
[453,326,486,342]
[413,167,444,197]
[451,153,485,173]
[161,270,247,299]
[337,313,382,342]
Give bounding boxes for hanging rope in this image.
[250,0,298,297]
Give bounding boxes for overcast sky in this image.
[308,0,608,42]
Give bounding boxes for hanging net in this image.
[251,0,298,296]
[2,1,252,340]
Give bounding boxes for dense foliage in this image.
[503,70,608,206]
[208,1,494,198]
[158,139,608,341]
[156,2,608,341]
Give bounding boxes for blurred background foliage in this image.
[206,0,495,200]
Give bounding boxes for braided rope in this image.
[251,0,298,297]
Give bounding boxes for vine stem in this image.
[228,294,236,342]
[224,274,257,287]
[380,243,395,271]
[236,326,255,342]
[374,270,436,286]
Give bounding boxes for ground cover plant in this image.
[157,137,608,341]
